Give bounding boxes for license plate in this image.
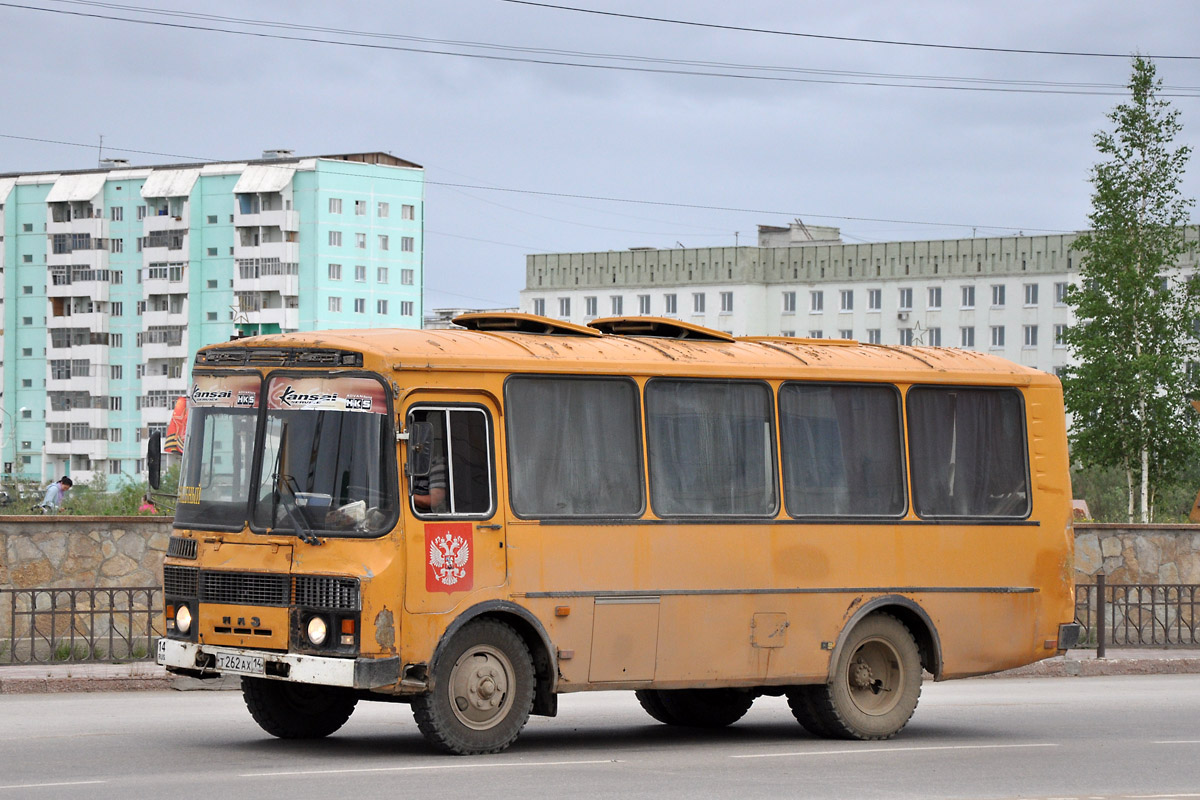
[156,638,166,664]
[215,652,265,675]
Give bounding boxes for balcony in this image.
[233,238,299,265]
[142,213,189,234]
[140,405,172,427]
[142,373,187,394]
[142,339,188,361]
[234,208,299,231]
[46,216,107,240]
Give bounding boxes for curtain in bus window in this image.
[506,378,643,517]
[448,410,492,514]
[907,387,1030,518]
[646,380,777,517]
[779,384,905,516]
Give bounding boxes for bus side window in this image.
[408,407,495,517]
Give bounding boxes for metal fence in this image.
[0,587,163,665]
[1075,576,1200,655]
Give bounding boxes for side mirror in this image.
[407,421,434,477]
[147,432,162,489]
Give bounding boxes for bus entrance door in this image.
[402,398,506,614]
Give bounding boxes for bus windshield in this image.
[251,375,396,537]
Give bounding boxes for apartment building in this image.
[0,150,424,485]
[521,220,1200,375]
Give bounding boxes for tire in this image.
[636,688,754,728]
[241,677,358,739]
[412,619,536,755]
[635,689,681,725]
[795,613,923,740]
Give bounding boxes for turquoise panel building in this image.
[0,151,424,486]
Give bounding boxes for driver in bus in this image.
[411,456,448,512]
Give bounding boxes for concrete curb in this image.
[2,651,1199,694]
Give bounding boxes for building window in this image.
[112,302,123,316]
[782,291,796,313]
[110,238,124,253]
[781,330,795,338]
[532,298,545,316]
[206,247,217,256]
[207,215,217,224]
[137,205,147,219]
[401,301,414,316]
[664,293,677,314]
[328,230,342,247]
[109,460,123,475]
[585,296,597,317]
[207,311,218,321]
[809,330,823,339]
[328,263,342,280]
[354,298,366,313]
[401,268,414,285]
[378,202,390,218]
[961,285,976,308]
[377,299,389,314]
[329,296,342,312]
[840,290,853,311]
[899,328,914,345]
[991,325,1005,348]
[1054,282,1068,305]
[355,233,367,249]
[927,287,941,309]
[355,264,367,282]
[693,293,705,313]
[839,329,853,339]
[109,397,122,411]
[991,284,1006,307]
[638,294,651,314]
[868,289,882,311]
[927,327,942,346]
[866,328,881,344]
[329,198,342,214]
[810,291,823,312]
[355,200,367,216]
[1024,283,1039,306]
[611,295,623,315]
[961,326,975,347]
[1023,325,1038,347]
[720,291,733,313]
[109,364,122,380]
[377,267,389,284]
[898,288,913,311]
[559,297,571,317]
[401,204,415,220]
[378,234,389,251]
[401,236,415,252]
[1054,324,1068,346]
[110,206,123,222]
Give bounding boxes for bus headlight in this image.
[306,615,328,646]
[175,604,192,635]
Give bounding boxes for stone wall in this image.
[0,517,173,591]
[1073,524,1200,584]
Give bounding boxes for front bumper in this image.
[157,638,400,689]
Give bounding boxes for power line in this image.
[39,0,1200,93]
[499,0,1200,61]
[2,2,1197,97]
[1,131,1078,234]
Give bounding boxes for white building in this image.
[521,221,1200,375]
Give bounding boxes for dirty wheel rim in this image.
[844,636,904,716]
[447,644,514,730]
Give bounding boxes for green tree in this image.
[1063,56,1199,522]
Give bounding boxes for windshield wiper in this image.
[276,473,323,546]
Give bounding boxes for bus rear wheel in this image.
[241,677,358,739]
[412,619,535,755]
[793,613,922,740]
[634,688,754,728]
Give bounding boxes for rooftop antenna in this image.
[97,134,104,168]
[734,231,739,246]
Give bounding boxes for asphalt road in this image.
[2,676,1199,799]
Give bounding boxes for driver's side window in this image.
[408,406,495,518]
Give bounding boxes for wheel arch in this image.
[433,600,559,716]
[827,595,943,682]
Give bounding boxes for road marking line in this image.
[1125,794,1200,798]
[0,781,107,791]
[732,743,1059,759]
[1153,740,1200,744]
[242,759,618,778]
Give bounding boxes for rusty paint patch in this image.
[375,607,396,654]
[843,596,863,620]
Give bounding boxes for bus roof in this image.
[202,323,1055,387]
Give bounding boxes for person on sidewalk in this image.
[34,476,73,513]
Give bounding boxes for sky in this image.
[2,0,1198,311]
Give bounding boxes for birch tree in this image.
[1063,57,1198,522]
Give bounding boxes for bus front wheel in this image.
[412,619,536,755]
[791,613,922,740]
[241,677,358,739]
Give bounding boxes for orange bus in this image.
[154,313,1079,755]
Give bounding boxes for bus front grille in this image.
[294,575,361,610]
[163,565,198,597]
[201,572,291,607]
